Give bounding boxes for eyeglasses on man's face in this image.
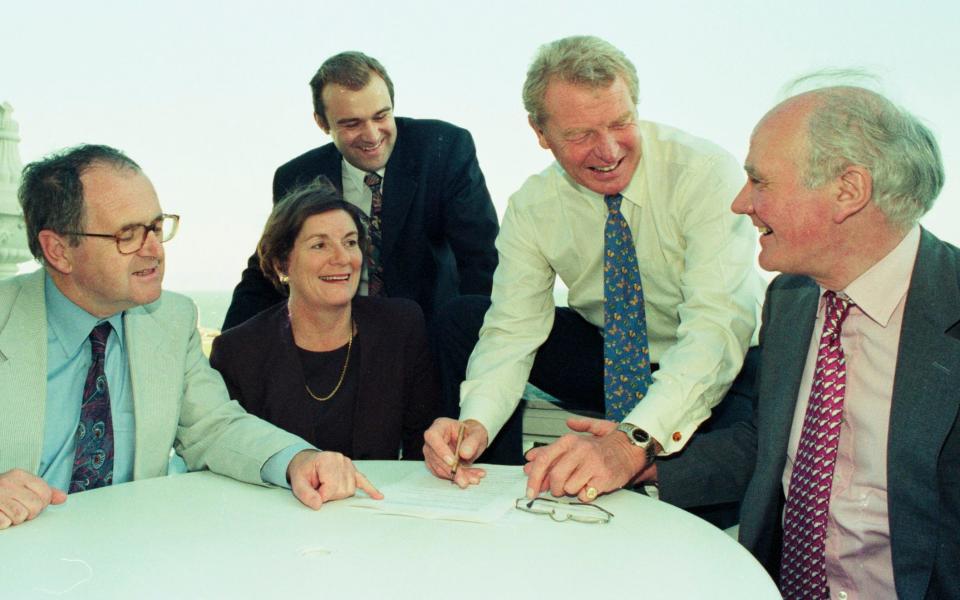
[63,214,180,255]
[514,497,614,524]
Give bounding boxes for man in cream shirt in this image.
[424,36,765,505]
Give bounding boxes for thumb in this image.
[567,416,617,437]
[460,431,486,461]
[292,477,324,510]
[50,487,68,505]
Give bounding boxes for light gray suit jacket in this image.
[658,229,960,600]
[0,270,306,486]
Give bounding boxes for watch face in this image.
[631,428,650,445]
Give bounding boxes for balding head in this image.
[766,86,943,227]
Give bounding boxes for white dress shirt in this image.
[459,120,766,453]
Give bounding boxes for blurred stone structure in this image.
[0,102,31,278]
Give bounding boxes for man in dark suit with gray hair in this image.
[653,83,958,599]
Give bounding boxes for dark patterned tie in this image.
[779,291,853,599]
[602,194,652,421]
[363,172,386,296]
[69,322,115,493]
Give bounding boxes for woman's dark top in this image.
[295,339,359,456]
[209,296,439,460]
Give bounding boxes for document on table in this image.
[347,464,528,523]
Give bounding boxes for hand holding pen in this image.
[451,423,466,476]
[422,417,489,488]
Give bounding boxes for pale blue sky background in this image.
[3,0,959,292]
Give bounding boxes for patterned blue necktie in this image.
[603,194,653,421]
[363,172,386,296]
[69,322,115,493]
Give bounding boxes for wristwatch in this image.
[616,422,658,466]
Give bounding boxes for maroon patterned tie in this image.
[779,291,853,599]
[69,322,115,493]
[363,172,386,296]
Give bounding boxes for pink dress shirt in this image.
[783,226,921,600]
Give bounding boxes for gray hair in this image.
[522,36,639,127]
[18,144,140,262]
[801,85,944,226]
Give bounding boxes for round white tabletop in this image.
[0,461,779,599]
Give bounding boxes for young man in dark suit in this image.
[222,51,499,330]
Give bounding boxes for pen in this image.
[451,422,466,477]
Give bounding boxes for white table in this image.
[0,461,779,599]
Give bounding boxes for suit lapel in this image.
[273,308,314,416]
[317,145,346,193]
[745,276,818,569]
[124,301,178,478]
[887,229,960,597]
[0,271,48,471]
[380,119,419,263]
[760,279,820,461]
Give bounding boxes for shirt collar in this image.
[45,271,126,357]
[821,225,921,327]
[342,158,385,188]
[553,156,645,209]
[619,159,646,209]
[619,133,647,208]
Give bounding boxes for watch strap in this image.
[616,422,657,465]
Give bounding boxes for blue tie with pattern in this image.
[603,194,653,421]
[69,322,115,493]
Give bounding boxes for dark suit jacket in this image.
[222,117,499,330]
[209,296,440,460]
[658,228,960,600]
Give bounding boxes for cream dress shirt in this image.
[459,120,766,454]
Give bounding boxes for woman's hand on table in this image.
[286,450,383,509]
[422,417,488,488]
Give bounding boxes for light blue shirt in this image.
[41,273,133,490]
[41,273,303,491]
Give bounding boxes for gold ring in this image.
[585,486,598,500]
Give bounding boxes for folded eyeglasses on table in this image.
[514,496,614,524]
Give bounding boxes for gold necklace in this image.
[304,320,354,402]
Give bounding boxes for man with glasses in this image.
[62,213,180,256]
[0,144,380,530]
